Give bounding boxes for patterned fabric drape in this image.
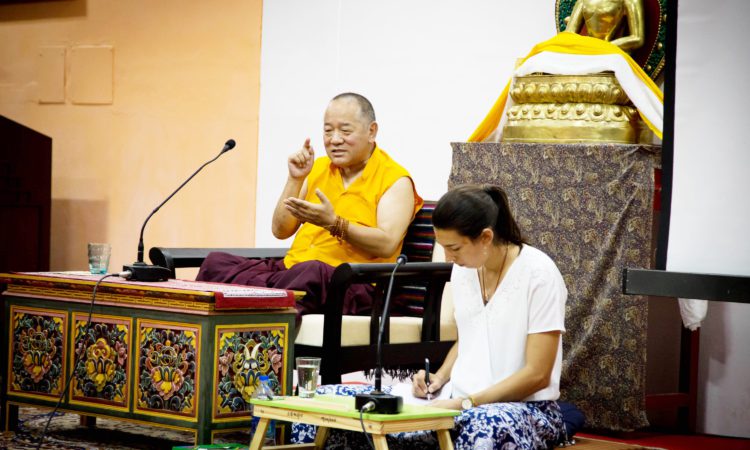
[449,142,660,431]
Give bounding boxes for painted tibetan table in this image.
[249,395,459,450]
[0,271,299,445]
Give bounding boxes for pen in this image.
[424,358,431,401]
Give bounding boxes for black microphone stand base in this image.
[122,262,172,282]
[355,391,403,414]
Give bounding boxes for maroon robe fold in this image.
[196,252,374,324]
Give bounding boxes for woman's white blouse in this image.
[450,245,567,402]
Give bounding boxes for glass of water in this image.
[296,357,321,398]
[88,243,111,274]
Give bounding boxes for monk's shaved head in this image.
[331,92,376,124]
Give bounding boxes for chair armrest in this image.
[148,247,289,278]
[339,262,453,280]
[321,262,454,352]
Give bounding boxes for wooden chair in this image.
[149,202,456,384]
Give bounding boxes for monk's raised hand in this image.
[288,138,315,180]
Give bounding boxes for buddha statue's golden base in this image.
[501,73,653,144]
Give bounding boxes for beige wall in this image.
[0,0,262,274]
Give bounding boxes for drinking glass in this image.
[88,243,111,274]
[296,357,321,398]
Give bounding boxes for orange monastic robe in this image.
[284,146,423,268]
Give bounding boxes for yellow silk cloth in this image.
[468,32,664,142]
[284,146,423,268]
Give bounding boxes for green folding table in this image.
[249,395,459,450]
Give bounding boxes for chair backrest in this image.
[400,201,437,263]
[393,201,438,316]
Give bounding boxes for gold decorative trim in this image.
[510,74,629,105]
[1,273,215,298]
[5,285,213,312]
[508,103,639,123]
[502,119,648,144]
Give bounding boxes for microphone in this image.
[354,254,408,414]
[122,139,236,281]
[221,138,236,153]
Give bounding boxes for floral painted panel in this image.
[135,320,200,419]
[213,324,288,420]
[70,314,131,410]
[450,142,659,431]
[8,307,67,399]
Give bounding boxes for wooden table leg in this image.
[250,418,271,449]
[372,434,389,450]
[313,426,330,448]
[436,429,454,450]
[79,415,96,428]
[4,403,19,432]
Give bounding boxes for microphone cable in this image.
[359,400,377,450]
[35,272,122,449]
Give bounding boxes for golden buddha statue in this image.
[565,0,645,53]
[472,0,665,144]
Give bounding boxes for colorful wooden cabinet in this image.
[0,272,296,444]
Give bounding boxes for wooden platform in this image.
[574,436,662,450]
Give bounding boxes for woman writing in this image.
[411,184,567,449]
[292,184,567,449]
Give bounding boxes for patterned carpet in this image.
[0,406,250,449]
[1,406,659,450]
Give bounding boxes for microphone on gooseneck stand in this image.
[121,139,236,281]
[355,254,408,414]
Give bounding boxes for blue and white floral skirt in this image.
[291,384,564,450]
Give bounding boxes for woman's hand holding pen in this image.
[412,369,445,399]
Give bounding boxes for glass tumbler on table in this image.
[296,357,321,398]
[87,243,111,274]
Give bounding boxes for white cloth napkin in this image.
[678,298,708,330]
